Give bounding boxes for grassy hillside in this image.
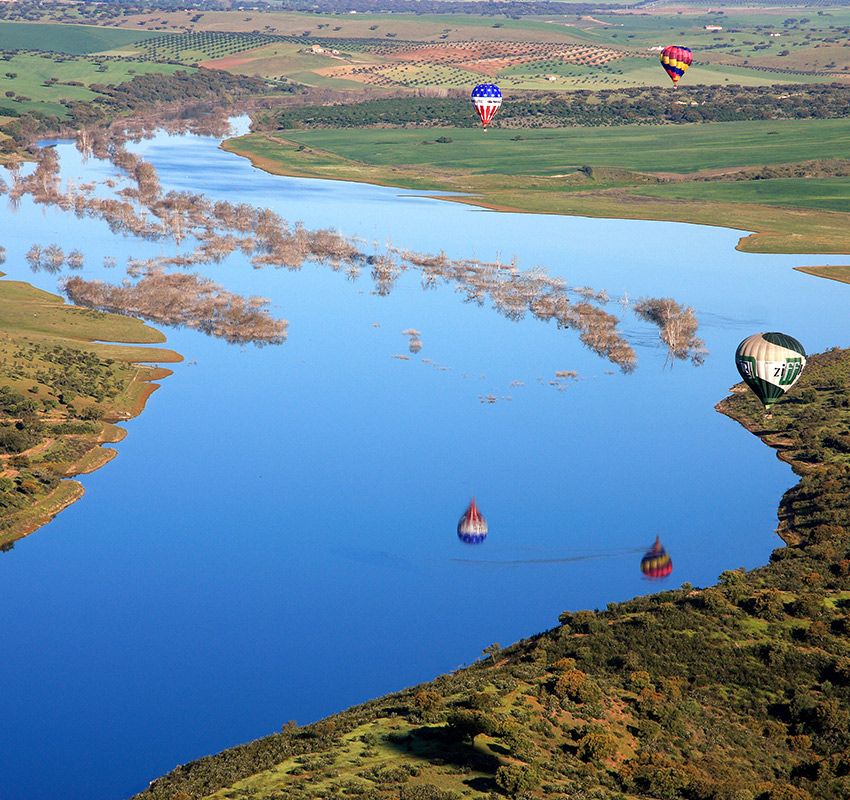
[0,277,180,547]
[137,347,850,800]
[0,21,161,54]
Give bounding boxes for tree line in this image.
[269,83,850,130]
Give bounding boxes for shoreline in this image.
[137,348,850,800]
[0,364,177,548]
[222,134,850,257]
[0,278,181,549]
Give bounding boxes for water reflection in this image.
[641,536,673,579]
[3,133,709,369]
[457,498,488,544]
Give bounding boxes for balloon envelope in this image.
[660,45,693,86]
[641,537,672,579]
[471,83,502,128]
[735,332,806,409]
[458,498,488,544]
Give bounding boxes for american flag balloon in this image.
[471,83,502,129]
[659,45,693,87]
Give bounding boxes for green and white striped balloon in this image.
[735,332,806,409]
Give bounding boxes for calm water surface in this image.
[1,122,849,800]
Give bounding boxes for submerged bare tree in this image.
[67,250,84,270]
[8,128,708,373]
[25,244,42,271]
[63,270,287,346]
[634,298,707,366]
[43,244,65,273]
[402,328,423,354]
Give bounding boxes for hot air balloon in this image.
[659,45,693,88]
[735,332,806,410]
[471,84,502,130]
[641,537,673,579]
[458,498,488,544]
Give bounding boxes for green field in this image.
[641,176,850,214]
[278,119,850,175]
[0,21,161,54]
[0,52,191,117]
[137,30,276,64]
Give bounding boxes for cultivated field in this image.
[270,119,850,175]
[49,4,847,90]
[0,21,161,54]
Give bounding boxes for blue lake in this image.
[1,122,849,800]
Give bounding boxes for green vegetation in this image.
[0,68,276,152]
[795,265,850,285]
[267,84,850,130]
[76,4,850,91]
[0,52,190,117]
[137,31,277,64]
[549,8,850,74]
[0,277,179,547]
[0,21,161,55]
[640,177,850,215]
[225,119,850,253]
[137,347,850,800]
[259,120,850,175]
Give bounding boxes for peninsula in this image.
[0,276,180,547]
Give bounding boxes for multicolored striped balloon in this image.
[471,83,502,129]
[641,537,673,579]
[660,45,693,87]
[735,332,807,410]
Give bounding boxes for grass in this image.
[264,120,850,175]
[223,119,850,254]
[137,30,276,64]
[204,41,384,86]
[0,278,168,345]
[0,277,180,546]
[0,52,190,117]
[640,177,850,214]
[0,21,161,55]
[794,264,850,285]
